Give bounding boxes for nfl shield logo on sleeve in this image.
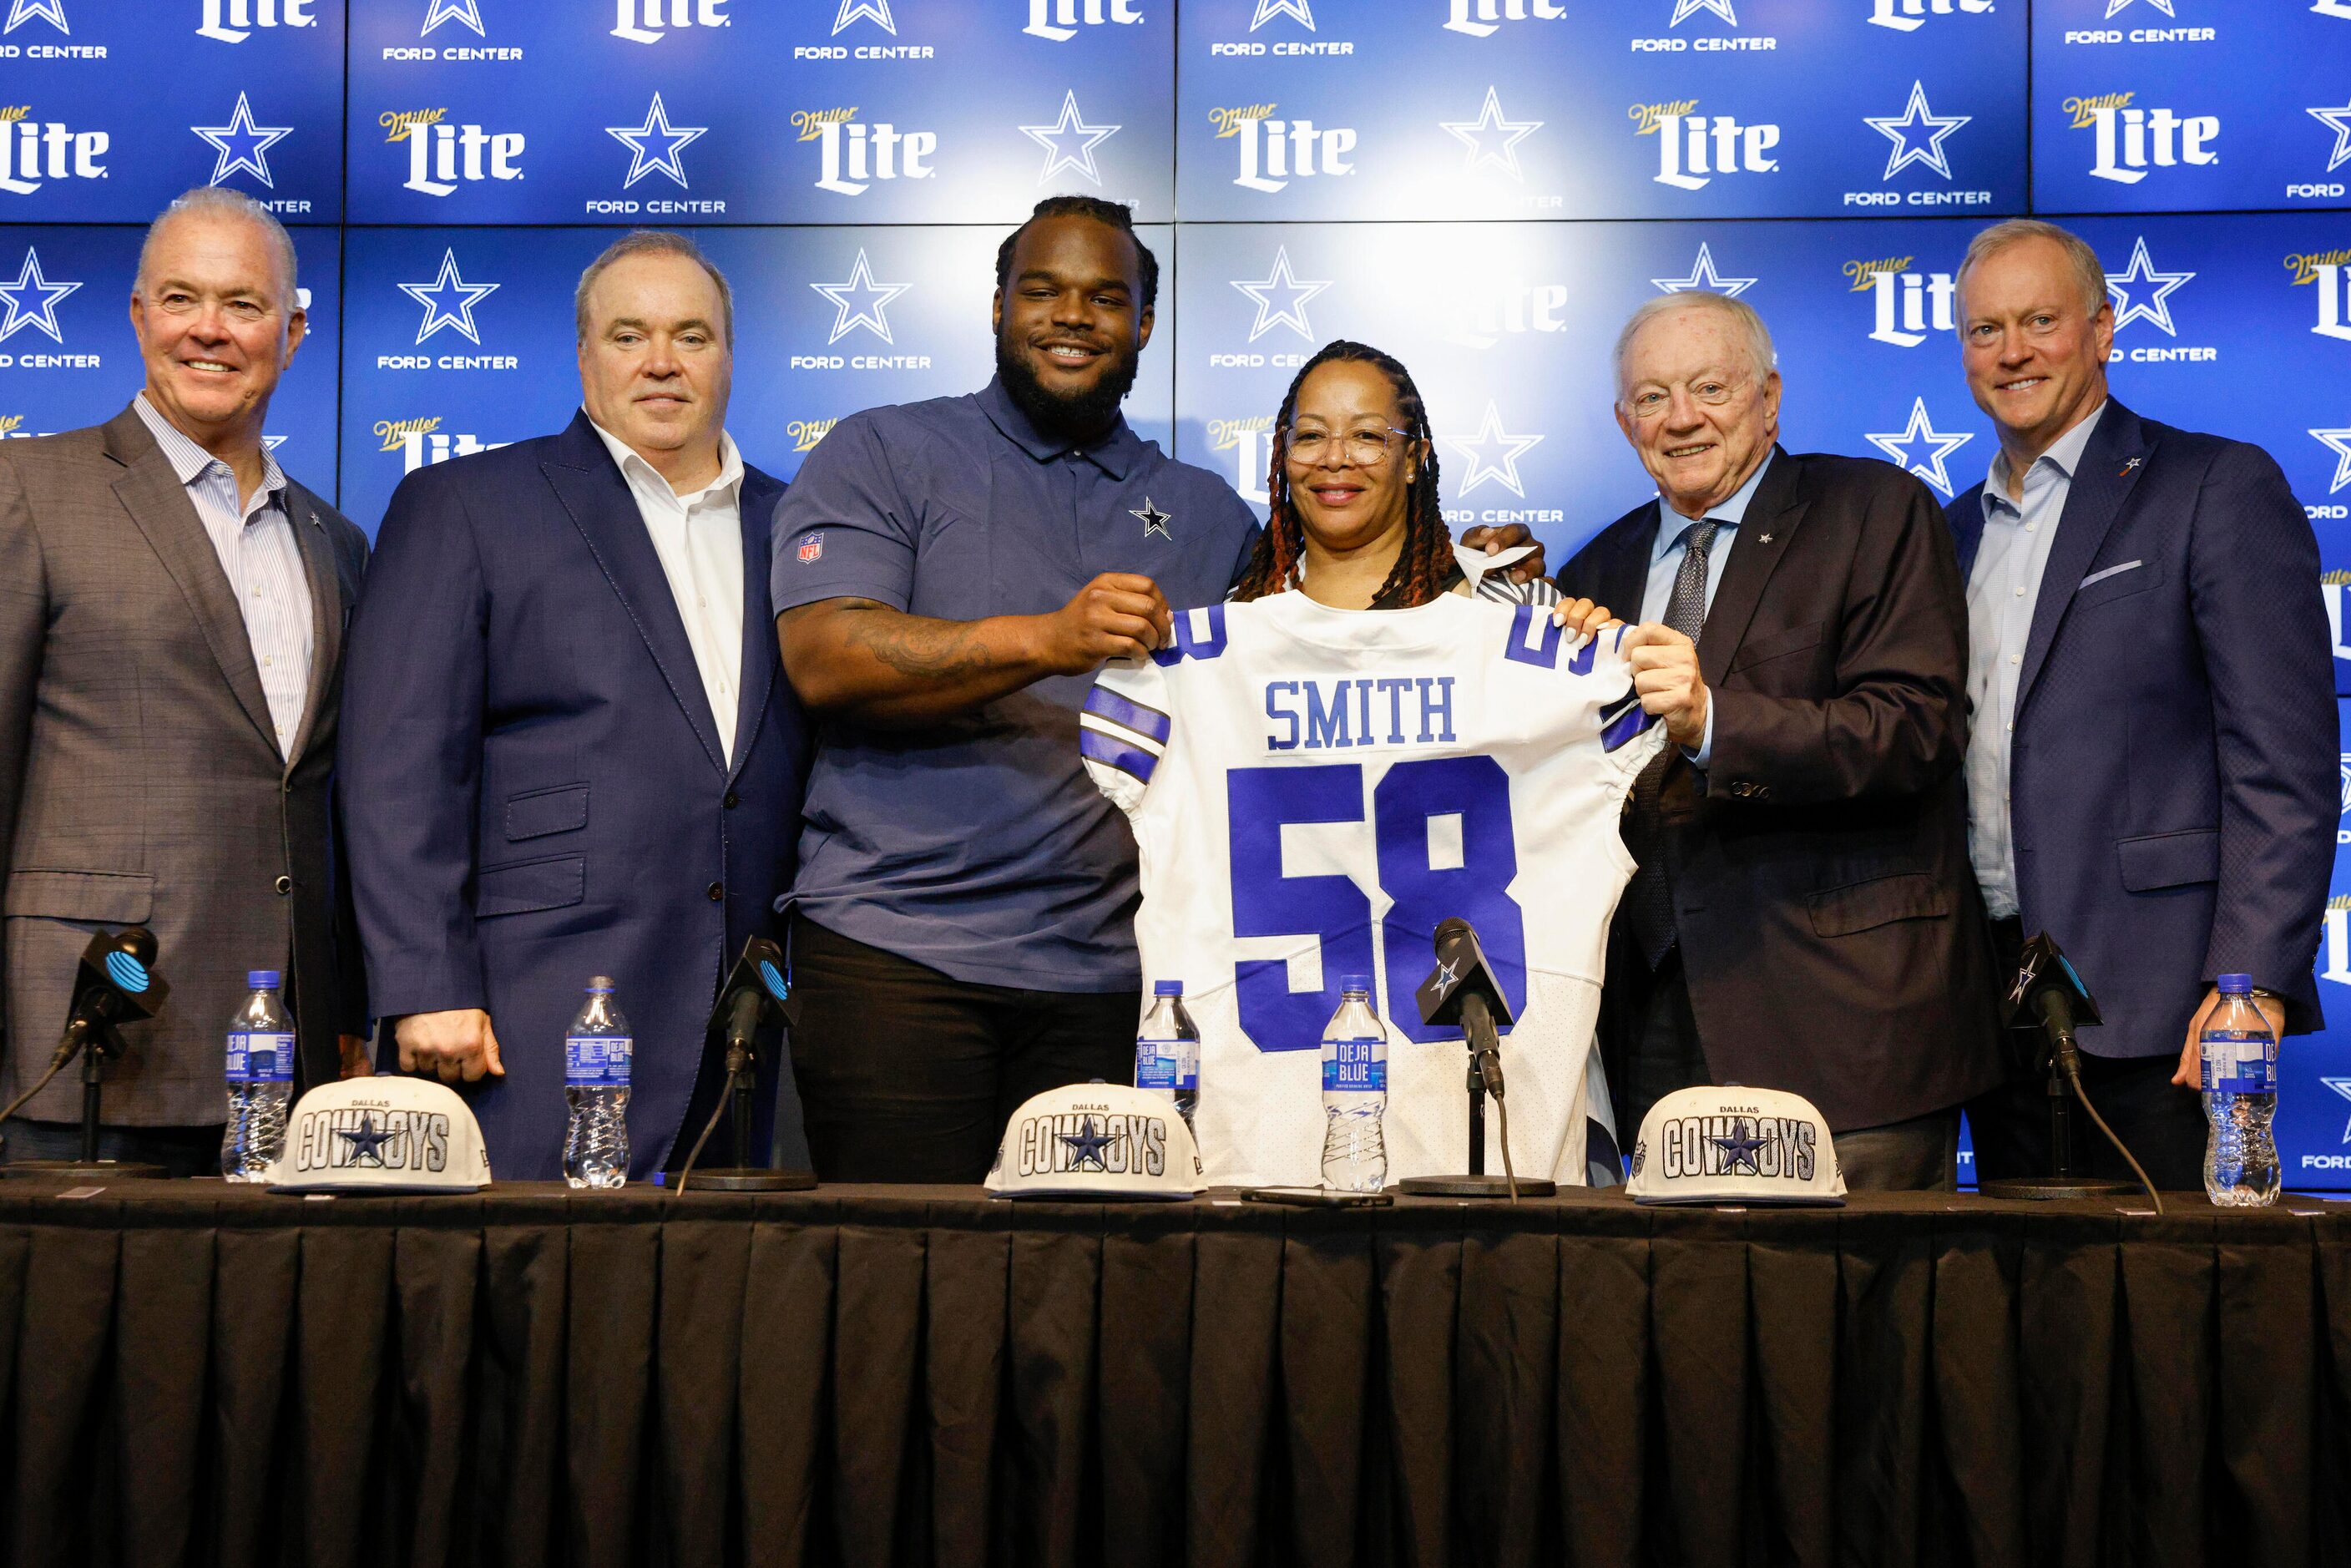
[797,531,825,564]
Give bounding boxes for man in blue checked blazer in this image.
[1946,220,2335,1191]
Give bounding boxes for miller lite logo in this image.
[1443,0,1564,38]
[1210,414,1275,504]
[611,0,727,44]
[2291,249,2351,344]
[197,0,312,42]
[384,109,523,196]
[796,108,935,197]
[1212,103,1356,194]
[2065,92,2218,185]
[788,417,837,454]
[0,106,107,195]
[1634,98,1779,190]
[1024,0,1140,41]
[1867,0,1992,31]
[1848,255,1955,348]
[375,415,509,473]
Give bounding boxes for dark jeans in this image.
[1969,916,2210,1191]
[787,913,1140,1184]
[1,1117,221,1179]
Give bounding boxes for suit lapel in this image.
[727,469,781,781]
[1698,448,1809,688]
[543,412,728,775]
[102,407,278,753]
[283,485,345,767]
[2017,402,2152,708]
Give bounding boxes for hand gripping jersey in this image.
[1080,591,1667,1187]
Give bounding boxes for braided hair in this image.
[1231,340,1451,609]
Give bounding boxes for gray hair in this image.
[1613,291,1777,396]
[575,230,735,347]
[1955,218,2108,321]
[134,187,300,308]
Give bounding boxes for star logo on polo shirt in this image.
[2104,236,2193,337]
[1865,81,1969,181]
[338,1114,395,1167]
[192,92,292,190]
[1440,87,1542,182]
[0,248,80,345]
[1865,398,1974,498]
[1131,497,1173,541]
[1060,1116,1115,1171]
[811,249,908,345]
[1711,1119,1768,1174]
[1446,402,1543,499]
[608,93,706,190]
[398,248,499,346]
[1651,242,1756,298]
[1021,92,1120,186]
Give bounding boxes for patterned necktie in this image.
[1622,519,1719,969]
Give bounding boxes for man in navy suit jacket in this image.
[1946,220,2333,1191]
[340,234,810,1181]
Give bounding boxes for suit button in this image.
[707,882,724,902]
[724,792,740,810]
[274,875,292,895]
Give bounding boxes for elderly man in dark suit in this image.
[340,232,810,1182]
[0,188,370,1176]
[1559,289,2000,1190]
[1946,220,2333,1191]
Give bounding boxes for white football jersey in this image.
[1080,591,1666,1188]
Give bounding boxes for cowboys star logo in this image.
[810,249,908,345]
[4,0,67,33]
[422,0,483,35]
[1865,81,1969,181]
[398,249,498,346]
[2326,1077,2351,1142]
[1020,91,1119,185]
[1864,398,1974,498]
[1651,243,1756,297]
[0,248,80,345]
[1445,402,1543,498]
[192,92,293,189]
[1440,87,1542,181]
[2313,427,2351,496]
[607,93,706,189]
[2104,237,2193,336]
[1231,247,1330,342]
[1130,498,1173,541]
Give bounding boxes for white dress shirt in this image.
[134,392,314,756]
[1964,401,2108,919]
[589,417,747,766]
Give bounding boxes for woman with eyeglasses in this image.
[1229,340,1610,630]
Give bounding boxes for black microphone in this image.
[52,927,170,1070]
[1408,917,1534,1198]
[711,935,792,1063]
[671,935,815,1193]
[2006,931,2102,1081]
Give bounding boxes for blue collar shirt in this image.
[1638,448,1773,768]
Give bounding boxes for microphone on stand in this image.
[1979,932,2159,1210]
[674,936,817,1194]
[1397,918,1552,1201]
[1,928,174,1179]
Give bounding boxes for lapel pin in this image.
[2119,457,2143,478]
[1758,533,1774,544]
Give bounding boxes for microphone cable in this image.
[670,1087,731,1196]
[2063,1056,2163,1216]
[0,1051,74,1130]
[1478,1048,1521,1202]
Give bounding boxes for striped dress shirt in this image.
[134,393,314,756]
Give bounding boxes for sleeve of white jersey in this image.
[1585,624,1671,790]
[1079,654,1176,816]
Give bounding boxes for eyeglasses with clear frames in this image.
[1282,426,1417,467]
[1624,377,1747,419]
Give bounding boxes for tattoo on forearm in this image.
[836,600,1001,681]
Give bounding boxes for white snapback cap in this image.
[986,1084,1204,1201]
[1625,1085,1847,1206]
[268,1077,493,1193]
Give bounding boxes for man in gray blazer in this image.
[0,188,369,1176]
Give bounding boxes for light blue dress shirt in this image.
[1964,402,2108,920]
[1638,449,1773,767]
[134,393,314,756]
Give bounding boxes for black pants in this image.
[1,1118,221,1179]
[786,914,1140,1183]
[1968,916,2211,1191]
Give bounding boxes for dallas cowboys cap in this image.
[1625,1085,1846,1206]
[985,1083,1204,1201]
[267,1077,493,1194]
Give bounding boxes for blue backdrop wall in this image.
[5,0,2351,1181]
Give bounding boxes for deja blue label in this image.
[2202,1029,2274,1096]
[226,1030,295,1085]
[1136,1038,1181,1091]
[564,1033,633,1089]
[1324,1035,1387,1093]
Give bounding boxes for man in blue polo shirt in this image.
[773,196,1545,1181]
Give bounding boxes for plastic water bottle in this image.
[1135,980,1201,1137]
[563,977,632,1189]
[220,969,295,1181]
[2201,973,2278,1206]
[1318,974,1388,1191]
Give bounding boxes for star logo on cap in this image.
[608,93,706,190]
[811,248,909,345]
[338,1114,395,1167]
[1020,91,1120,186]
[1131,498,1173,541]
[1060,1116,1115,1171]
[192,92,293,190]
[398,248,499,346]
[1231,246,1331,344]
[1711,1119,1768,1174]
[1446,402,1544,499]
[1864,398,1974,498]
[0,248,80,345]
[422,0,483,36]
[1651,242,1756,298]
[1865,80,1970,180]
[5,0,68,35]
[1440,87,1543,182]
[2104,236,2193,337]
